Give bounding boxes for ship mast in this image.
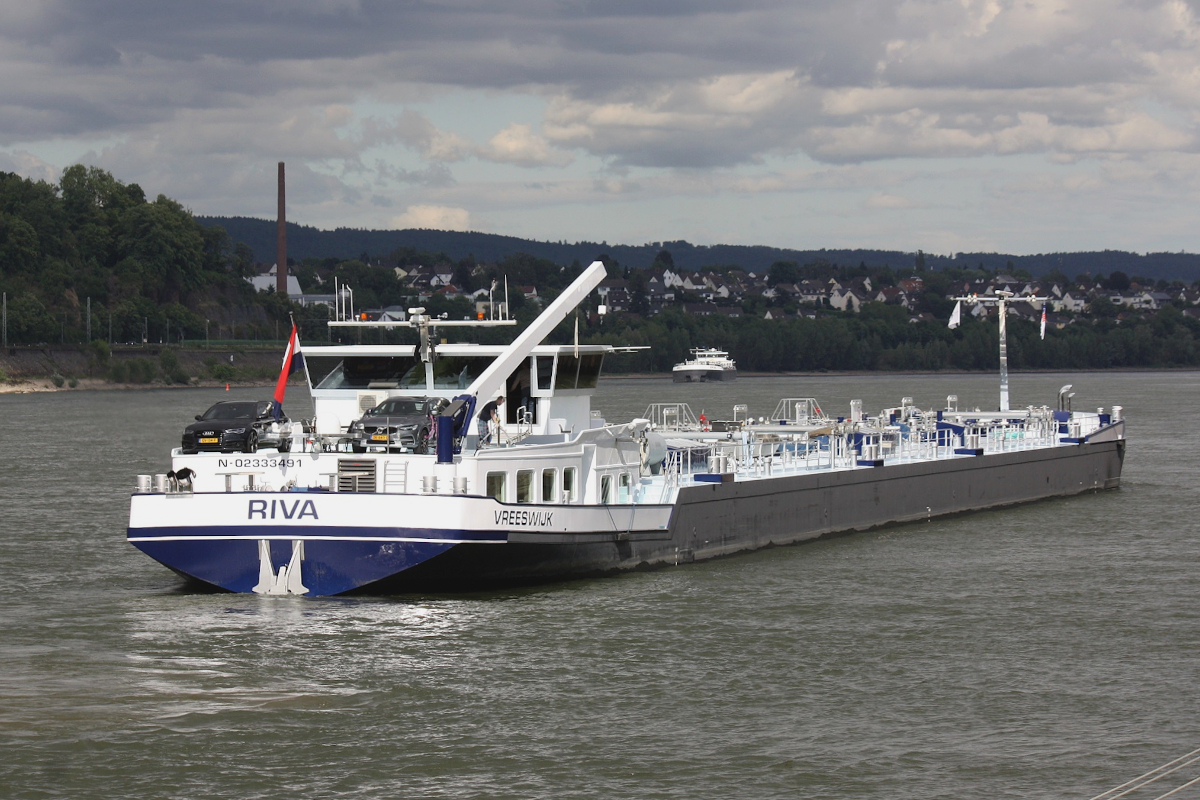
[951,290,1048,412]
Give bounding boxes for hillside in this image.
[198,215,1200,282]
[6,165,1200,384]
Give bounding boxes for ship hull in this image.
[128,438,1123,596]
[672,367,737,383]
[362,436,1124,592]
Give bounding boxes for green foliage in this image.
[6,164,1200,375]
[767,261,800,286]
[50,374,64,387]
[88,339,111,365]
[6,292,56,342]
[108,357,157,384]
[0,166,243,346]
[159,349,190,384]
[204,358,235,381]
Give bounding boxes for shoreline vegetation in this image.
[6,166,1200,383]
[3,363,1195,396]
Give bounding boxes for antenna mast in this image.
[952,290,1049,412]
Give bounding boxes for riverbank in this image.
[0,343,288,393]
[4,366,1194,395]
[0,377,282,394]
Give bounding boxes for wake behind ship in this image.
[127,262,1125,596]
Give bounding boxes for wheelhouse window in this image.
[308,355,418,390]
[553,353,605,390]
[486,472,506,502]
[432,356,492,390]
[576,353,604,389]
[541,469,557,503]
[563,467,576,503]
[534,356,554,392]
[516,470,534,504]
[618,473,632,503]
[600,474,613,505]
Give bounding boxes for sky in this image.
[3,0,1200,258]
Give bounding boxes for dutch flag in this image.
[273,323,305,421]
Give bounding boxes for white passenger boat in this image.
[127,262,1125,596]
[672,348,737,382]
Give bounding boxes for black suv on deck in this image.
[181,400,291,454]
[349,396,448,453]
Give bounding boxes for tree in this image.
[767,260,800,286]
[0,214,40,274]
[1089,296,1119,318]
[232,242,257,279]
[1106,271,1131,291]
[7,292,56,343]
[627,268,649,316]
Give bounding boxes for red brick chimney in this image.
[276,161,287,295]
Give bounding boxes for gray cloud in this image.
[1,0,1198,247]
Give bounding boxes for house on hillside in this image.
[1055,291,1088,313]
[828,287,866,313]
[796,280,827,306]
[247,263,305,301]
[598,279,628,300]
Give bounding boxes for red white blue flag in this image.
[272,323,304,421]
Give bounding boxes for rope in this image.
[1149,773,1200,800]
[1087,746,1200,800]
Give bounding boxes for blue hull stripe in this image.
[127,524,506,543]
[130,535,467,595]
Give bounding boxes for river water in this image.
[2,372,1197,799]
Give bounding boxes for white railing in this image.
[643,403,701,431]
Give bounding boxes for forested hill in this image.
[199,215,1200,282]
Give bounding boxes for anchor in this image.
[252,539,309,595]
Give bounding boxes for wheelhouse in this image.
[303,343,609,439]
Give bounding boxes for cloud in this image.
[5,1,1198,168]
[0,150,59,182]
[391,109,473,162]
[391,204,473,231]
[865,192,921,210]
[479,123,573,167]
[0,0,1198,253]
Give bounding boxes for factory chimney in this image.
[276,162,287,295]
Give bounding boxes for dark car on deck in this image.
[181,400,291,454]
[349,396,448,453]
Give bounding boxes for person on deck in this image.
[477,395,504,445]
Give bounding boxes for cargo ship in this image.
[127,262,1125,596]
[672,348,737,382]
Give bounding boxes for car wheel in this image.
[351,443,366,454]
[416,428,429,454]
[244,432,258,454]
[278,437,291,453]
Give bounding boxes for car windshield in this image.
[373,398,425,415]
[201,402,258,421]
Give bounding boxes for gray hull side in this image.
[655,438,1123,565]
[368,439,1123,592]
[672,368,737,383]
